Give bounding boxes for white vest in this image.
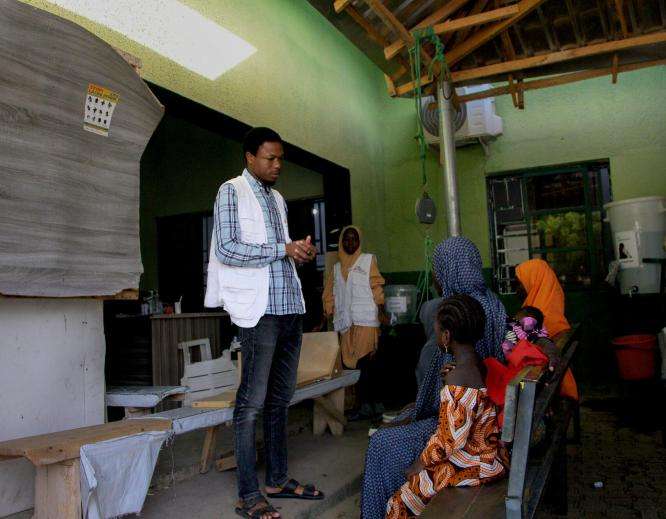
[204,173,304,328]
[333,253,380,333]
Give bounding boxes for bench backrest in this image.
[502,326,579,519]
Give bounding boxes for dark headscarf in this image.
[432,236,506,360]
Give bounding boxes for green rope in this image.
[408,28,448,315]
[408,27,451,191]
[414,233,435,317]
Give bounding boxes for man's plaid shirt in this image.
[213,170,304,316]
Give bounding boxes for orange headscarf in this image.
[516,259,578,401]
[515,259,570,337]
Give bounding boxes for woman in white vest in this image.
[323,225,386,420]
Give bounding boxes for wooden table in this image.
[0,419,171,518]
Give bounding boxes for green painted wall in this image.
[19,0,666,279]
[20,0,402,268]
[473,66,666,266]
[381,66,666,272]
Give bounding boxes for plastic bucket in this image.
[611,335,657,380]
[604,196,666,295]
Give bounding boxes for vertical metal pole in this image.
[436,76,461,236]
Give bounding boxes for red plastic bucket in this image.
[611,335,657,380]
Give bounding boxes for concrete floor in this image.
[141,413,369,519]
[7,385,666,519]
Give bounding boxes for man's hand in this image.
[286,235,316,264]
[302,236,317,259]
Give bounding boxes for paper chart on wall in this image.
[83,83,120,136]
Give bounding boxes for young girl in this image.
[385,295,508,518]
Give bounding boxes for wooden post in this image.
[34,460,82,519]
[313,388,346,436]
[199,425,219,474]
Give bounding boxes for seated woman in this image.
[361,237,507,519]
[386,295,508,518]
[515,259,578,398]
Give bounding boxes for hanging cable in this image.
[408,28,449,317]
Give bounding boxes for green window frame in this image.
[487,161,612,295]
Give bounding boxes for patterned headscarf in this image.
[432,236,507,360]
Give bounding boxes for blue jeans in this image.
[234,314,303,502]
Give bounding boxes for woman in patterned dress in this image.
[361,237,507,519]
[386,295,508,518]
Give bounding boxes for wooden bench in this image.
[0,419,171,519]
[422,328,580,519]
[147,369,360,473]
[105,385,190,417]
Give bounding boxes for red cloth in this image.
[484,339,549,426]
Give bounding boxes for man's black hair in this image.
[242,127,283,161]
[436,294,486,345]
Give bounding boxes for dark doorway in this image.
[156,212,207,312]
[287,197,327,331]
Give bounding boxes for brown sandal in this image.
[234,497,280,518]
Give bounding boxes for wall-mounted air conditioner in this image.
[420,84,502,147]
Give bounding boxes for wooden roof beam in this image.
[501,30,518,60]
[614,0,630,37]
[432,6,519,37]
[338,4,411,86]
[454,58,666,103]
[384,4,517,60]
[334,0,352,14]
[626,0,641,35]
[500,30,523,108]
[394,0,547,95]
[451,30,666,82]
[537,6,559,50]
[362,0,432,65]
[513,24,532,55]
[346,5,412,83]
[596,0,610,39]
[445,0,550,67]
[565,0,585,45]
[384,0,473,60]
[452,0,491,47]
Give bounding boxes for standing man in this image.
[205,127,323,519]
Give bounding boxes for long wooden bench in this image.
[0,419,171,519]
[422,328,580,519]
[145,369,360,473]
